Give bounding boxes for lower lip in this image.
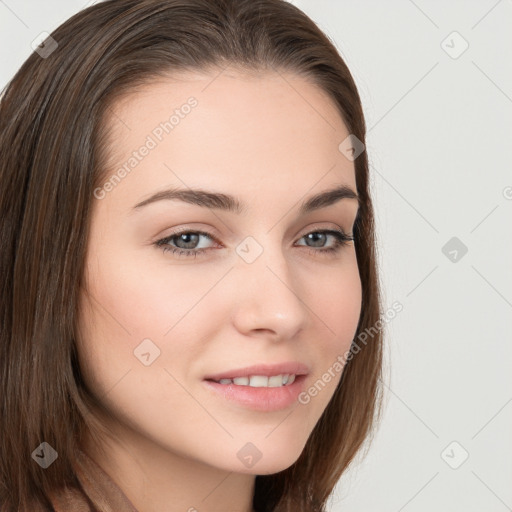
[202,375,308,412]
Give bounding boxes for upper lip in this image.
[204,362,310,381]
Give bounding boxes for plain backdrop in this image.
[1,1,511,511]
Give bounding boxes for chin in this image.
[236,451,303,476]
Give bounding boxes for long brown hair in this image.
[0,1,383,510]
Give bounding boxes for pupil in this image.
[307,233,326,247]
[177,233,199,249]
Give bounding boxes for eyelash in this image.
[154,228,354,259]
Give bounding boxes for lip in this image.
[203,362,310,381]
[202,374,308,412]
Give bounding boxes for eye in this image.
[155,230,217,259]
[154,228,354,259]
[295,230,354,256]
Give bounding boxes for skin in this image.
[77,66,362,512]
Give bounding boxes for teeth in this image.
[214,374,297,387]
[268,375,283,387]
[249,375,268,387]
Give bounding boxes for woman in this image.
[0,1,383,510]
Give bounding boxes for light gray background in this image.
[1,1,511,511]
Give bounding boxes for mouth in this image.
[205,373,298,388]
[202,371,309,412]
[203,361,310,382]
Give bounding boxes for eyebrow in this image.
[132,184,360,216]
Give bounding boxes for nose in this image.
[229,243,310,341]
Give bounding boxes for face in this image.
[77,67,362,476]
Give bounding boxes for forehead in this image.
[98,68,357,207]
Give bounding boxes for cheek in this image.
[81,244,212,340]
[312,253,362,346]
[301,254,361,405]
[75,249,213,439]
[76,244,224,396]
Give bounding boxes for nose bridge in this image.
[230,233,309,338]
